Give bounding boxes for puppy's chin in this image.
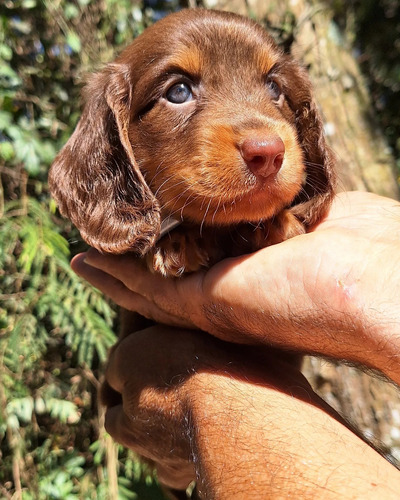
[160,178,303,226]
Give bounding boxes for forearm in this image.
[188,368,400,499]
[359,302,400,385]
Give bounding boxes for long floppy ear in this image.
[49,63,160,256]
[280,59,336,226]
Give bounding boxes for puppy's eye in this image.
[166,82,193,104]
[266,78,282,102]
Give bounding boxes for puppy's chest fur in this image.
[149,213,305,277]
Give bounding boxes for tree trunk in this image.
[206,0,400,462]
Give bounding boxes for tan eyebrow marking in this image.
[166,47,204,77]
[256,48,280,75]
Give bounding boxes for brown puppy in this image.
[49,9,335,277]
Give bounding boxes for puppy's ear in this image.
[281,59,336,226]
[49,64,160,255]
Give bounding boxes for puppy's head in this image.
[49,9,335,255]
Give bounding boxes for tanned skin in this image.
[72,191,400,497]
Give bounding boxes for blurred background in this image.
[1,0,400,498]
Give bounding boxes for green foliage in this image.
[0,0,185,497]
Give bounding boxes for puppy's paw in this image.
[269,209,306,243]
[146,228,213,277]
[233,209,306,255]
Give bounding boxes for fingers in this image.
[71,253,144,310]
[71,253,126,294]
[105,404,195,489]
[104,405,139,450]
[104,325,214,394]
[82,249,151,296]
[71,252,188,325]
[72,250,199,328]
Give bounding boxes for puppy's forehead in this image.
[166,35,279,77]
[124,11,281,80]
[181,18,277,63]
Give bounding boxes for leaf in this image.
[66,31,81,53]
[36,140,57,165]
[7,396,34,423]
[7,413,20,431]
[22,0,37,7]
[45,398,81,424]
[0,141,14,160]
[0,62,22,87]
[35,397,46,414]
[0,43,12,61]
[18,221,41,274]
[64,3,80,19]
[0,110,12,130]
[14,137,40,175]
[49,197,58,214]
[6,314,41,372]
[9,17,32,35]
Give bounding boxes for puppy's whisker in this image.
[154,176,175,198]
[149,163,170,185]
[179,193,200,219]
[160,181,201,215]
[304,160,325,169]
[302,177,330,195]
[166,194,195,219]
[200,198,213,236]
[200,194,210,212]
[297,187,311,202]
[156,179,195,207]
[164,193,201,221]
[211,197,222,225]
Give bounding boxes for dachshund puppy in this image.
[49,9,335,277]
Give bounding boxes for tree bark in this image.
[206,0,400,463]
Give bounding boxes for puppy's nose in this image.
[240,136,285,178]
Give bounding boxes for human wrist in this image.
[359,299,400,385]
[345,252,400,384]
[186,370,269,499]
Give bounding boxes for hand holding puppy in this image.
[73,191,400,384]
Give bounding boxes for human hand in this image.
[103,324,400,498]
[101,324,306,491]
[102,325,204,490]
[71,191,400,383]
